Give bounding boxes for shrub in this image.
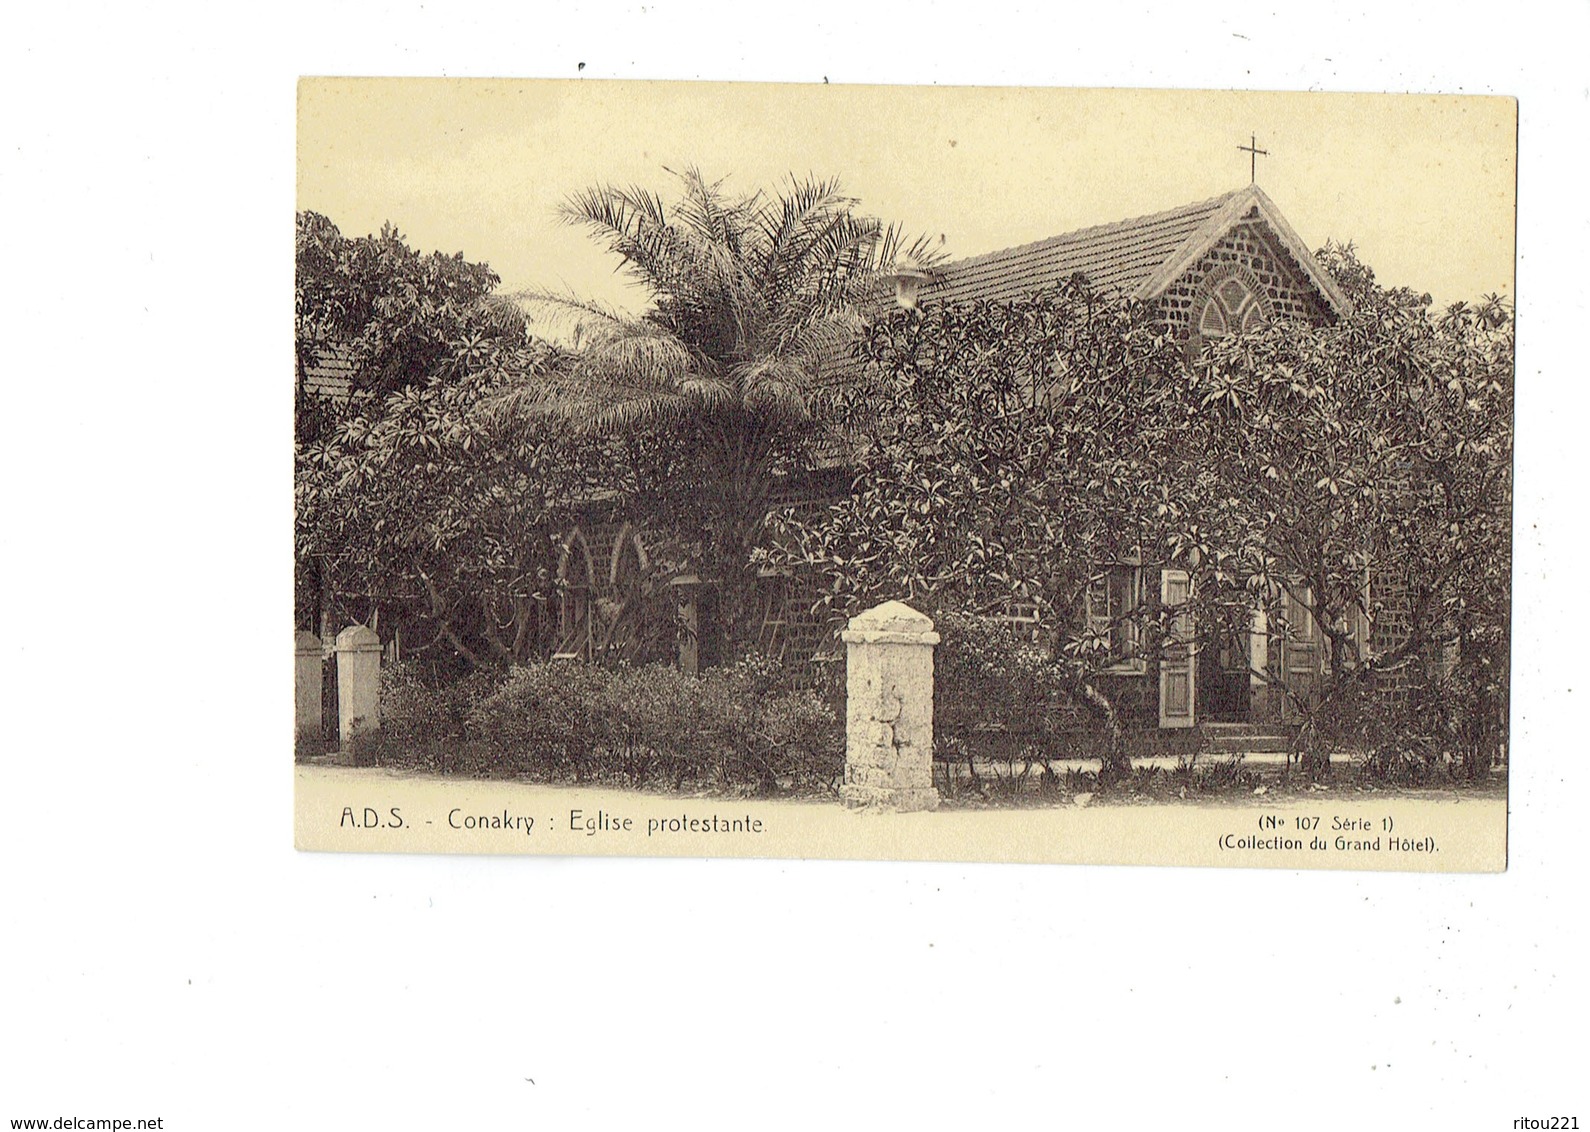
[380,662,498,742]
[759,686,845,788]
[1316,670,1502,787]
[1171,754,1257,793]
[714,679,842,792]
[603,663,705,786]
[467,661,611,778]
[354,663,503,771]
[932,611,1082,761]
[1354,745,1447,787]
[432,656,845,792]
[1401,665,1506,781]
[681,661,834,792]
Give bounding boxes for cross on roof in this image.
[1238,134,1269,183]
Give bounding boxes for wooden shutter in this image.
[1159,568,1195,728]
[1279,586,1321,721]
[1248,605,1269,687]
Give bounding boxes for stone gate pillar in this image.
[335,624,382,747]
[841,600,940,812]
[295,630,323,743]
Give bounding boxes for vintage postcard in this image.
[294,80,1514,871]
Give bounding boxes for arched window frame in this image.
[1188,263,1273,356]
[606,522,650,588]
[554,527,597,660]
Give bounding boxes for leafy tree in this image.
[295,215,666,669]
[296,211,507,409]
[1183,242,1513,777]
[494,168,941,655]
[770,251,1512,784]
[298,331,598,667]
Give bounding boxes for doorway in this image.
[1196,613,1255,723]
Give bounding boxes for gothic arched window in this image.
[555,528,596,659]
[1196,271,1269,340]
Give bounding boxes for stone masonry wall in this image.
[1159,211,1335,339]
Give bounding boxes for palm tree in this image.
[498,167,941,655]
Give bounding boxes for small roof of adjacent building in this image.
[298,343,356,400]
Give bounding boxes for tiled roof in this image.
[295,189,1347,405]
[916,189,1243,307]
[820,185,1348,400]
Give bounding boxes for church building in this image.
[735,182,1367,731]
[305,181,1406,733]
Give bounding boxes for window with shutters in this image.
[1086,564,1145,673]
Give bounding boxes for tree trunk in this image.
[1099,722,1131,784]
[419,570,488,670]
[1296,717,1330,780]
[1073,679,1131,784]
[698,424,777,664]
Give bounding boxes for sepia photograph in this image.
[295,81,1514,869]
[9,7,1582,1128]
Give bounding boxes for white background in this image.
[3,4,1584,1129]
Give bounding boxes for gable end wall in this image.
[1158,212,1335,338]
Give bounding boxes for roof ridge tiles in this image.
[929,188,1245,279]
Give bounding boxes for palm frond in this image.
[677,373,736,412]
[768,210,890,316]
[499,286,633,350]
[504,286,628,327]
[491,365,693,437]
[562,390,696,434]
[774,308,869,362]
[875,223,950,274]
[484,378,561,425]
[779,208,878,278]
[558,183,681,291]
[671,165,756,257]
[580,323,698,390]
[734,356,821,423]
[480,292,531,335]
[485,314,702,433]
[564,179,764,334]
[558,182,672,239]
[753,174,857,281]
[544,166,934,440]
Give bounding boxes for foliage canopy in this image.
[493,168,943,649]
